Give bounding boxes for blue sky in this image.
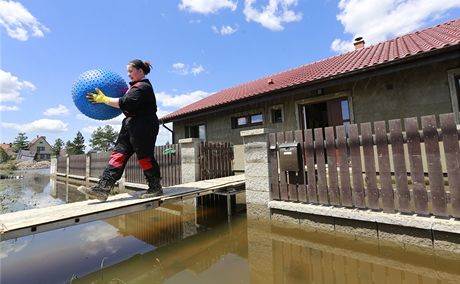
[1,0,460,148]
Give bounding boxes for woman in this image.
[83,59,162,201]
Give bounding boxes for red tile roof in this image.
[161,18,460,122]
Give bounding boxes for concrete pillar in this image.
[240,128,273,221]
[50,156,57,175]
[85,153,91,186]
[179,138,201,183]
[65,154,70,178]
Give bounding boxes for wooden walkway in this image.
[0,175,245,241]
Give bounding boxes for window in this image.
[231,113,264,128]
[271,108,283,123]
[37,146,45,152]
[456,76,460,111]
[186,124,206,140]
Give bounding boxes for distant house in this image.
[161,18,460,171]
[16,149,35,161]
[28,136,52,161]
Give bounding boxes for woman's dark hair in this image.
[128,59,152,75]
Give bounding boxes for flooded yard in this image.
[1,170,459,283]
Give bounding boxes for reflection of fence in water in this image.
[271,236,460,283]
[270,113,460,218]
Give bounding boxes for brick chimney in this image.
[353,37,365,50]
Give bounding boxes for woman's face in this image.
[127,65,145,81]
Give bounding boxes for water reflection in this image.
[1,172,459,284]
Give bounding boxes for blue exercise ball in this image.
[71,69,128,120]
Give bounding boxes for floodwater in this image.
[1,169,460,284]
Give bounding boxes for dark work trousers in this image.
[101,116,160,182]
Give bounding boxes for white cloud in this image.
[179,0,237,14]
[212,24,238,35]
[43,104,69,116]
[0,105,19,111]
[1,119,68,133]
[0,0,49,41]
[172,63,205,76]
[156,90,212,108]
[80,224,120,256]
[0,69,36,103]
[243,0,302,31]
[331,0,460,53]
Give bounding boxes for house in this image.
[161,18,460,171]
[28,136,52,161]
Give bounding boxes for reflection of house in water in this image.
[23,172,49,193]
[51,181,86,203]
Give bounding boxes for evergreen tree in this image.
[89,125,118,152]
[72,131,86,154]
[65,140,75,155]
[12,132,28,153]
[51,138,64,156]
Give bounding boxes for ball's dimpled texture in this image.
[72,69,128,120]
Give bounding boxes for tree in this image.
[51,138,64,156]
[72,131,86,154]
[66,132,85,155]
[65,140,75,155]
[0,147,9,163]
[90,125,118,152]
[12,132,28,153]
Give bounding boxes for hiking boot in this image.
[81,178,114,201]
[141,176,163,199]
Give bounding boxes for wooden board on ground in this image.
[0,174,245,241]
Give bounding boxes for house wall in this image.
[172,59,460,171]
[29,137,52,160]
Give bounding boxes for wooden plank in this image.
[285,130,298,201]
[304,129,318,203]
[349,124,365,208]
[405,117,429,215]
[422,115,447,217]
[336,125,352,207]
[325,127,340,205]
[440,113,460,218]
[269,133,280,200]
[360,122,379,210]
[295,130,307,202]
[375,121,395,212]
[277,131,289,201]
[389,119,411,213]
[314,128,329,205]
[0,174,245,241]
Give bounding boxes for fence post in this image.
[179,138,201,183]
[240,128,273,221]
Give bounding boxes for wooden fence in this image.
[269,113,460,218]
[125,144,181,187]
[68,154,86,176]
[199,141,233,180]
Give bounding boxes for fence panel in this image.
[349,124,366,208]
[57,156,67,174]
[68,154,86,176]
[89,152,111,178]
[199,141,233,181]
[440,113,460,218]
[388,119,411,213]
[422,115,447,217]
[405,117,429,215]
[336,126,352,207]
[268,112,460,218]
[325,127,339,206]
[361,122,379,209]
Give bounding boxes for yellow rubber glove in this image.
[86,88,110,104]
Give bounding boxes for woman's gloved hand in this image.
[86,88,110,104]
